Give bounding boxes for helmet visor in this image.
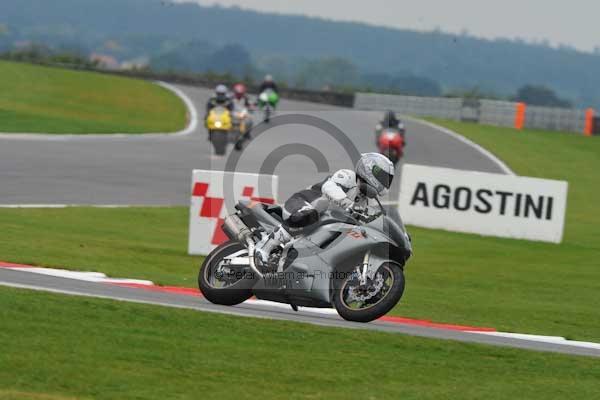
[372,165,393,189]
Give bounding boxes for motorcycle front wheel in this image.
[199,241,255,306]
[234,131,249,151]
[333,263,405,323]
[210,131,228,156]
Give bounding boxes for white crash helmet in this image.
[355,153,394,197]
[215,84,228,95]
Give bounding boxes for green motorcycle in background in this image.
[257,89,279,123]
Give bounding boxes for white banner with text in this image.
[398,164,568,243]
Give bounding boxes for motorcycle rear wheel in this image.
[199,241,255,306]
[333,263,405,323]
[382,149,400,165]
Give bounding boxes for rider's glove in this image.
[336,197,354,210]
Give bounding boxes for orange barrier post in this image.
[584,108,595,136]
[514,102,527,130]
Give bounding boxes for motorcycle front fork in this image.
[360,252,371,285]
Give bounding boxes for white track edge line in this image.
[156,81,199,137]
[474,331,600,350]
[0,281,247,316]
[0,281,356,327]
[405,117,515,176]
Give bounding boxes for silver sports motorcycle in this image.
[198,195,412,322]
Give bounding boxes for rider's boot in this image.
[255,224,292,265]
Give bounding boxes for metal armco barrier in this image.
[593,117,600,135]
[480,100,517,128]
[525,106,586,133]
[355,92,596,135]
[354,92,463,120]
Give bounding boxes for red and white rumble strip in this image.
[2,260,600,351]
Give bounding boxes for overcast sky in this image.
[176,0,600,52]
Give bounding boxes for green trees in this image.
[294,58,358,90]
[513,85,573,108]
[0,43,98,68]
[3,0,600,106]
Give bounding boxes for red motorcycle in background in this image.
[376,126,406,166]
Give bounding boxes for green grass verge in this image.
[426,119,600,247]
[0,207,199,288]
[1,287,599,400]
[0,61,186,133]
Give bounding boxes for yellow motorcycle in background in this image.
[206,106,233,156]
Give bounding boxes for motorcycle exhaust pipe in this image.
[222,215,264,279]
[222,214,252,243]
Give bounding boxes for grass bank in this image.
[1,287,598,400]
[0,61,186,133]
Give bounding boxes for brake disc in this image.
[347,273,385,302]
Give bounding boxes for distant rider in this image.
[375,110,406,147]
[258,74,279,95]
[232,83,253,110]
[255,153,395,264]
[380,110,404,132]
[205,84,234,119]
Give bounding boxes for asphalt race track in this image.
[0,84,508,205]
[5,83,592,357]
